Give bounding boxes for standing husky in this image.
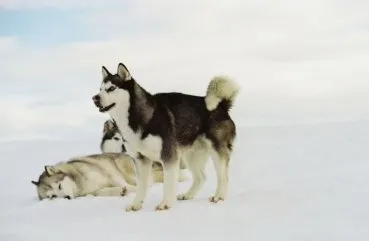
[92,63,239,212]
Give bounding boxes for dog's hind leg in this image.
[209,145,231,203]
[207,119,236,203]
[177,148,209,201]
[92,187,130,197]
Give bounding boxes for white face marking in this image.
[39,176,76,200]
[101,133,125,153]
[97,81,128,111]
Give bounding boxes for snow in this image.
[0,120,368,241]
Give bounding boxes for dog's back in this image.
[152,92,235,147]
[65,153,137,187]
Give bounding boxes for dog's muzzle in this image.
[92,95,101,108]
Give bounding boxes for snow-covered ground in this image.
[0,120,368,241]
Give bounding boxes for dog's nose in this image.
[92,95,100,102]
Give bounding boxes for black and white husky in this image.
[92,63,240,211]
[100,119,127,153]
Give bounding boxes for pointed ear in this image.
[117,63,132,81]
[31,180,39,186]
[103,120,110,133]
[44,165,56,176]
[103,120,115,132]
[102,66,111,79]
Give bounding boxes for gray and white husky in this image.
[31,153,139,200]
[92,62,240,212]
[31,152,188,200]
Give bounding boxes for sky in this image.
[0,0,369,141]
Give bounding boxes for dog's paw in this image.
[209,196,225,203]
[120,187,128,196]
[155,204,171,211]
[177,193,193,201]
[125,202,142,212]
[155,201,173,211]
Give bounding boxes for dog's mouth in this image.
[99,103,116,113]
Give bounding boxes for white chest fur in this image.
[110,105,163,162]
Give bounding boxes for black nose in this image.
[64,196,71,200]
[92,95,100,102]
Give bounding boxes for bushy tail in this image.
[205,75,240,112]
[152,169,190,183]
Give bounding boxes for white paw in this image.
[155,201,173,211]
[125,202,142,212]
[209,195,225,203]
[177,193,193,201]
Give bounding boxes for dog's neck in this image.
[110,81,155,134]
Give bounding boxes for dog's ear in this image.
[31,180,39,186]
[44,165,56,176]
[103,121,110,133]
[102,66,111,79]
[117,63,132,81]
[103,120,115,133]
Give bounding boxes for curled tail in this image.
[205,75,240,112]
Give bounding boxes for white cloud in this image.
[1,0,369,140]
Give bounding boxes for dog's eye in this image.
[58,184,62,190]
[113,137,120,141]
[106,86,116,92]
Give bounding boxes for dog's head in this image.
[100,119,126,153]
[31,166,77,200]
[92,63,134,113]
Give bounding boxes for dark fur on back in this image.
[103,70,236,162]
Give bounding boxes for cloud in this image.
[1,0,369,140]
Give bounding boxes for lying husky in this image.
[31,153,138,200]
[92,62,239,211]
[31,152,188,200]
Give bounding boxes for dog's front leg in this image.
[125,155,152,212]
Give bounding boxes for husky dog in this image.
[31,152,187,200]
[92,63,239,212]
[31,153,139,200]
[100,119,127,153]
